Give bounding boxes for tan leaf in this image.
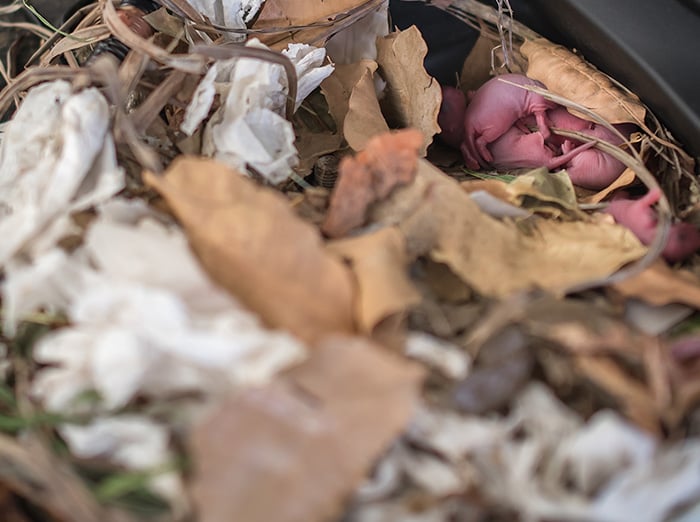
[376,26,442,155]
[254,0,385,48]
[145,157,355,343]
[189,336,423,522]
[612,261,700,309]
[295,130,344,177]
[508,168,584,219]
[372,160,646,297]
[460,179,516,205]
[574,356,660,434]
[321,60,379,137]
[328,227,421,334]
[460,32,496,92]
[322,129,423,238]
[580,167,636,204]
[521,38,646,125]
[344,66,391,151]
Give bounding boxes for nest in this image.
[0,0,697,284]
[430,0,697,201]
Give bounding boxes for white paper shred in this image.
[591,442,700,522]
[405,332,471,379]
[0,80,123,265]
[188,0,264,42]
[183,39,333,183]
[282,43,335,111]
[546,410,657,496]
[17,205,305,412]
[376,382,700,522]
[469,190,531,218]
[60,416,183,502]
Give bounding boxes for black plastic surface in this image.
[525,0,700,160]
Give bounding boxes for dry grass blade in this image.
[40,25,111,65]
[101,0,204,74]
[0,434,136,522]
[131,69,187,134]
[0,2,23,16]
[0,20,53,40]
[0,66,81,118]
[410,0,539,40]
[88,55,163,172]
[25,3,101,67]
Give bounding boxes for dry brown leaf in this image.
[580,167,637,205]
[460,179,516,205]
[521,38,646,125]
[327,227,421,334]
[254,0,384,48]
[508,168,584,219]
[460,32,496,92]
[371,160,646,297]
[612,260,700,309]
[321,60,379,137]
[295,131,344,177]
[525,298,648,358]
[344,66,391,151]
[146,157,355,343]
[322,129,423,238]
[574,356,661,434]
[0,435,126,522]
[189,336,423,522]
[376,26,441,155]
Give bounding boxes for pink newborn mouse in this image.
[606,188,700,262]
[488,124,595,171]
[438,85,467,149]
[461,73,557,170]
[547,108,636,189]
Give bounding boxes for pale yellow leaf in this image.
[189,336,423,522]
[376,26,441,155]
[521,38,646,125]
[145,157,355,343]
[328,227,421,334]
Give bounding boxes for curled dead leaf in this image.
[612,260,700,309]
[376,26,441,155]
[321,60,380,141]
[521,38,646,125]
[373,160,647,298]
[146,157,355,343]
[188,336,423,522]
[327,227,421,335]
[344,65,392,151]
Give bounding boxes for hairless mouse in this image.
[438,85,467,149]
[461,73,557,169]
[487,124,595,171]
[545,108,636,189]
[606,188,700,262]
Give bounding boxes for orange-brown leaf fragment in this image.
[322,129,423,238]
[188,336,424,522]
[146,157,355,343]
